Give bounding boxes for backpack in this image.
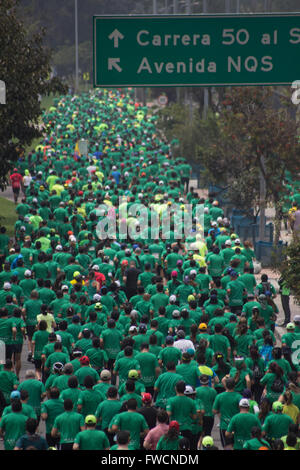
[252,361,264,383]
[271,376,285,393]
[261,281,271,296]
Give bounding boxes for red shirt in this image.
[10,172,23,188]
[94,272,106,289]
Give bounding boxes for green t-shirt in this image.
[150,292,169,313]
[0,317,15,344]
[0,412,28,450]
[75,366,99,388]
[118,380,145,398]
[166,395,198,431]
[95,399,122,430]
[10,317,26,345]
[2,402,36,420]
[111,411,148,450]
[86,347,108,370]
[195,386,218,418]
[41,398,65,434]
[154,371,184,409]
[77,388,103,417]
[227,279,246,307]
[74,429,110,450]
[60,387,82,409]
[262,412,294,440]
[19,278,37,299]
[45,351,70,371]
[32,330,50,360]
[114,356,141,385]
[158,346,182,370]
[176,363,201,389]
[23,299,43,326]
[207,254,225,277]
[31,262,49,279]
[0,370,19,404]
[239,273,257,294]
[209,334,231,358]
[156,435,184,450]
[243,437,271,450]
[18,379,46,416]
[212,391,242,430]
[53,410,85,444]
[135,351,159,387]
[100,328,123,359]
[227,411,262,450]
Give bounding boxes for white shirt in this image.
[173,339,195,354]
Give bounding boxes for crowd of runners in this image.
[0,89,299,451]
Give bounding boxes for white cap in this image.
[24,270,32,277]
[239,398,250,408]
[169,295,176,303]
[62,285,69,291]
[129,326,137,332]
[112,166,117,170]
[225,240,232,246]
[235,239,241,244]
[56,245,62,251]
[92,265,99,271]
[3,282,11,289]
[184,385,195,395]
[93,294,101,301]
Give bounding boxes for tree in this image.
[279,240,300,304]
[198,86,300,245]
[0,0,67,189]
[157,102,200,161]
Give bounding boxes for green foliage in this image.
[198,86,300,212]
[156,103,200,161]
[53,41,92,77]
[279,240,300,304]
[0,0,67,189]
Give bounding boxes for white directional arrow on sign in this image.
[108,58,122,72]
[108,29,125,48]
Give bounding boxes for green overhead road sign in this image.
[93,14,300,87]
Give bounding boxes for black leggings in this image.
[202,416,214,436]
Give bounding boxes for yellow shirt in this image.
[283,403,300,423]
[37,313,55,333]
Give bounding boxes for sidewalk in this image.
[1,186,15,202]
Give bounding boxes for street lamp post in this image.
[75,0,79,93]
